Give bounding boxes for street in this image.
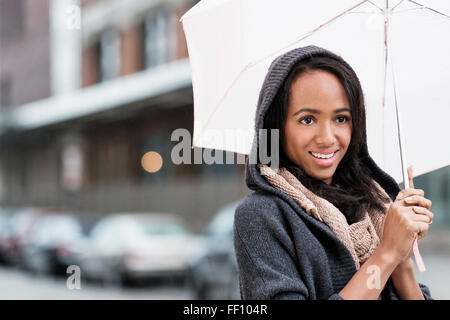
[0,266,195,300]
[0,251,448,300]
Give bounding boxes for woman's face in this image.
[284,70,352,185]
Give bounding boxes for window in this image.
[0,76,12,108]
[143,8,170,68]
[99,29,121,82]
[0,0,24,43]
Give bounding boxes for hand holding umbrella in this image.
[392,165,434,271]
[380,165,431,271]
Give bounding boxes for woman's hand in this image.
[397,166,434,264]
[379,166,434,265]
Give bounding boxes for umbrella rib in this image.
[381,9,389,169]
[394,7,423,14]
[407,0,450,20]
[348,11,383,14]
[195,1,370,145]
[367,0,384,12]
[255,0,370,63]
[391,0,406,11]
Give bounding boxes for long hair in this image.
[263,55,390,224]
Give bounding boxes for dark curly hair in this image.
[263,55,390,224]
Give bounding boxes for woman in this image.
[233,45,434,300]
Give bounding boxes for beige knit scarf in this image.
[258,164,393,270]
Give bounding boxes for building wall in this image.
[0,0,51,108]
[80,0,103,7]
[120,26,145,76]
[0,102,248,232]
[80,0,189,87]
[81,44,100,87]
[1,0,248,233]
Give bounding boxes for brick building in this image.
[0,0,248,231]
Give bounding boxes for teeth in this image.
[311,151,335,159]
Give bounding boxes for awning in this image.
[3,58,191,131]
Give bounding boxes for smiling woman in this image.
[234,45,434,300]
[263,54,385,225]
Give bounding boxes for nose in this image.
[315,121,336,146]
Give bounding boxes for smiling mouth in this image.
[308,150,338,159]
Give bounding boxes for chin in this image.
[316,176,333,184]
[310,170,335,183]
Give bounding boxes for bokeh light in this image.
[141,151,163,173]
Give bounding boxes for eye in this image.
[299,116,314,125]
[337,115,349,123]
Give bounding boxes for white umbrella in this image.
[181,0,450,272]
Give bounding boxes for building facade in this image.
[0,0,249,232]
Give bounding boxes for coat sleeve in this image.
[419,283,433,300]
[233,196,343,300]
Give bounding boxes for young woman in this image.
[233,45,434,300]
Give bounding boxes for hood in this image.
[245,45,400,200]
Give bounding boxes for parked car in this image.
[2,207,48,266]
[187,201,240,300]
[21,213,85,275]
[0,206,19,264]
[78,213,199,286]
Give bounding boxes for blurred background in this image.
[0,0,448,299]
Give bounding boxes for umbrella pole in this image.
[384,3,409,190]
[384,6,426,272]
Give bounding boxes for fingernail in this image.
[398,192,403,198]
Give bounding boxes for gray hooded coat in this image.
[233,45,432,300]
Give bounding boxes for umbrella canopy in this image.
[181,0,450,184]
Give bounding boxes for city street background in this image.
[0,0,449,300]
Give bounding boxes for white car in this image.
[79,213,199,286]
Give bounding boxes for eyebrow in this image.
[293,108,351,116]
